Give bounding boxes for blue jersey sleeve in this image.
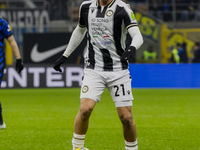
[0,19,13,39]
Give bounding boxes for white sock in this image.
[72,133,85,150]
[125,140,138,150]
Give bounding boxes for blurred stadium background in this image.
[1,0,200,88]
[1,1,200,150]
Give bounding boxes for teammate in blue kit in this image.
[54,0,143,149]
[0,18,24,129]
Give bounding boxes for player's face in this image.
[101,0,109,2]
[100,0,112,5]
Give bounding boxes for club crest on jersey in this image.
[82,85,89,93]
[106,10,113,17]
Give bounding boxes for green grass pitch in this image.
[0,88,200,150]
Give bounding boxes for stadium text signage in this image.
[1,66,83,88]
[2,64,200,88]
[0,9,49,27]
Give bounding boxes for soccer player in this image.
[53,0,143,149]
[0,18,24,129]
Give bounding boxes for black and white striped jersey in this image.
[79,0,138,71]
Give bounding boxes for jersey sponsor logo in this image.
[82,85,89,93]
[91,18,109,36]
[30,43,67,62]
[106,10,113,17]
[91,18,109,23]
[92,41,111,47]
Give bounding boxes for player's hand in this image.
[53,56,67,72]
[121,46,136,61]
[15,59,24,73]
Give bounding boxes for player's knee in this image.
[120,114,133,128]
[79,106,93,119]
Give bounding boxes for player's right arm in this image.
[63,26,87,58]
[63,0,90,57]
[53,2,88,72]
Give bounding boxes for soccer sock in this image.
[72,133,85,150]
[0,102,3,125]
[125,140,138,150]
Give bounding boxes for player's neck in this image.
[99,0,112,6]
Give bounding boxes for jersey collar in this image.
[96,0,116,8]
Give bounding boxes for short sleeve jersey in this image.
[79,0,137,71]
[0,18,13,63]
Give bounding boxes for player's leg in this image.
[117,106,138,150]
[74,98,96,134]
[107,70,137,150]
[0,101,6,129]
[0,74,3,125]
[0,102,6,129]
[0,102,3,124]
[72,98,96,149]
[72,69,105,150]
[0,66,6,129]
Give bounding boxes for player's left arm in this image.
[124,4,143,49]
[121,5,143,61]
[121,26,143,61]
[128,26,143,50]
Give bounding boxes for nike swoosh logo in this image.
[30,43,68,62]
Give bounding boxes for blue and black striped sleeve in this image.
[0,19,13,39]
